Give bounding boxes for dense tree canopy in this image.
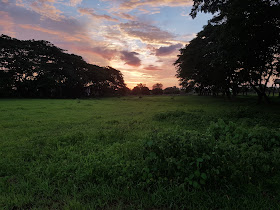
[0,35,127,98]
[163,86,180,95]
[131,83,150,95]
[151,83,163,95]
[176,0,280,102]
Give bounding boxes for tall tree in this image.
[176,0,280,102]
[152,83,163,95]
[175,24,237,96]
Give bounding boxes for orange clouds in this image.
[26,0,64,21]
[0,0,197,89]
[103,0,193,11]
[18,24,85,42]
[78,8,119,22]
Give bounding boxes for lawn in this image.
[0,96,280,209]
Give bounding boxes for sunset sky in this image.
[0,0,212,89]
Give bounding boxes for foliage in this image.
[207,120,280,187]
[131,83,150,95]
[175,24,234,96]
[176,0,280,102]
[0,35,127,98]
[143,119,280,190]
[143,130,210,189]
[151,83,163,95]
[163,86,181,94]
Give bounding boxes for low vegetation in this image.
[1,96,280,209]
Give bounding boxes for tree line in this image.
[0,35,183,98]
[130,83,180,95]
[0,34,184,98]
[0,35,127,98]
[175,0,279,103]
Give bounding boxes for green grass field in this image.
[1,96,280,209]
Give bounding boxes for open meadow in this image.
[1,96,280,209]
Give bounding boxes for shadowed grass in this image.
[0,96,280,209]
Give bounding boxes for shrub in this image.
[142,120,280,191]
[208,120,280,189]
[208,119,280,151]
[143,130,213,189]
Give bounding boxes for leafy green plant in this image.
[143,130,211,189]
[185,158,208,188]
[208,120,280,188]
[141,120,280,190]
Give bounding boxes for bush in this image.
[142,120,280,190]
[208,120,280,188]
[208,119,280,151]
[143,130,213,189]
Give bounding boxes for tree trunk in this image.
[226,90,231,99]
[251,84,270,104]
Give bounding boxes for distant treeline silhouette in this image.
[0,35,128,98]
[0,35,184,98]
[130,83,180,95]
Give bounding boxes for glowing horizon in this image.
[0,0,212,89]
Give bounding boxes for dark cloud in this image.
[155,43,183,56]
[120,51,141,67]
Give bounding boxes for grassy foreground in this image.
[0,96,280,209]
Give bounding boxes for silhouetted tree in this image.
[176,0,280,102]
[163,86,180,95]
[181,81,196,93]
[151,83,163,95]
[0,35,127,98]
[175,24,236,97]
[132,83,150,95]
[141,86,150,95]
